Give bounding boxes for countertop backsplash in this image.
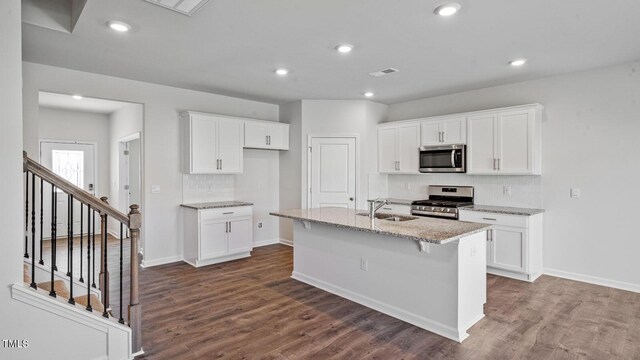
[387,174,542,209]
[182,174,235,204]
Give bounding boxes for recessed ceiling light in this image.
[509,58,528,67]
[72,95,83,100]
[434,3,461,16]
[335,44,354,54]
[107,20,131,33]
[364,92,374,98]
[275,68,289,76]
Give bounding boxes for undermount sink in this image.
[356,212,418,222]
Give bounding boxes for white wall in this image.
[23,62,279,266]
[278,100,388,242]
[278,101,303,242]
[386,61,640,291]
[39,107,111,199]
[108,103,143,234]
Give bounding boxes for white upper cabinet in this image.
[467,105,542,175]
[421,116,467,146]
[182,111,244,174]
[244,120,289,150]
[378,122,420,174]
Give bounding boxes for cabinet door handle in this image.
[223,212,234,215]
[487,229,493,241]
[225,221,228,233]
[229,221,231,233]
[482,217,497,221]
[268,135,271,145]
[493,158,497,170]
[220,159,223,170]
[497,158,501,170]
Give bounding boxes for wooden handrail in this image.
[23,152,130,225]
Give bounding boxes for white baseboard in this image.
[291,271,465,342]
[252,238,280,247]
[142,255,183,268]
[543,268,640,293]
[279,238,293,247]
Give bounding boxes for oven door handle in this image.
[451,150,456,168]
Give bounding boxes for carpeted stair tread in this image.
[37,280,70,299]
[75,294,105,313]
[23,264,30,284]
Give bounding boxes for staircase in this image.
[21,151,142,357]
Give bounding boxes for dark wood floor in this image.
[136,244,640,359]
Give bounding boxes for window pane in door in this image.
[52,150,84,189]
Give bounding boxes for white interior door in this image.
[310,137,357,210]
[40,141,96,238]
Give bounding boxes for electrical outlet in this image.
[257,222,263,229]
[503,186,512,196]
[360,258,368,271]
[404,182,411,190]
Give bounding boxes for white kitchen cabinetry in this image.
[421,116,467,146]
[183,206,253,267]
[467,105,542,175]
[377,122,420,174]
[244,120,290,150]
[182,111,244,174]
[459,210,543,282]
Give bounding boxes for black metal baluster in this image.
[52,185,58,272]
[67,194,72,277]
[68,195,75,305]
[86,204,92,312]
[79,204,84,283]
[25,172,29,258]
[39,178,44,265]
[49,185,56,297]
[103,215,109,318]
[92,210,96,288]
[119,222,124,324]
[30,173,36,289]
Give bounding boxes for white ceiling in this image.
[39,91,132,114]
[22,0,640,105]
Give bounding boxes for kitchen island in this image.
[271,207,491,342]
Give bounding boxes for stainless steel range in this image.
[411,185,474,220]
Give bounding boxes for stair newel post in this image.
[79,204,84,283]
[92,209,96,288]
[30,173,36,289]
[128,204,142,353]
[25,170,29,259]
[39,178,44,265]
[68,194,75,305]
[49,185,57,298]
[86,204,93,312]
[100,196,110,318]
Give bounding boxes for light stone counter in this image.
[181,201,253,210]
[460,205,544,216]
[270,207,490,244]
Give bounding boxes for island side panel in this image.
[456,231,487,339]
[291,221,472,342]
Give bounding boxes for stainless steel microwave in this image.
[419,144,466,173]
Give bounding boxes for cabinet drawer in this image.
[459,210,528,228]
[378,204,412,215]
[200,206,253,221]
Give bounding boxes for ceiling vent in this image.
[369,68,400,77]
[144,0,211,16]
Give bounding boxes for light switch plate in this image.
[503,186,512,196]
[570,188,581,198]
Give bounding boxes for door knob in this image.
[349,197,354,201]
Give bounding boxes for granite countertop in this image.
[181,201,254,210]
[460,205,544,216]
[367,198,422,206]
[270,207,490,245]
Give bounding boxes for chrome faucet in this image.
[368,198,389,219]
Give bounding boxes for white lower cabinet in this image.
[183,206,253,267]
[459,210,543,282]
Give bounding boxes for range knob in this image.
[444,208,450,213]
[430,207,436,211]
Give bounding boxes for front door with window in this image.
[40,141,96,238]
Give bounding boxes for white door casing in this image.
[309,137,357,210]
[40,141,97,238]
